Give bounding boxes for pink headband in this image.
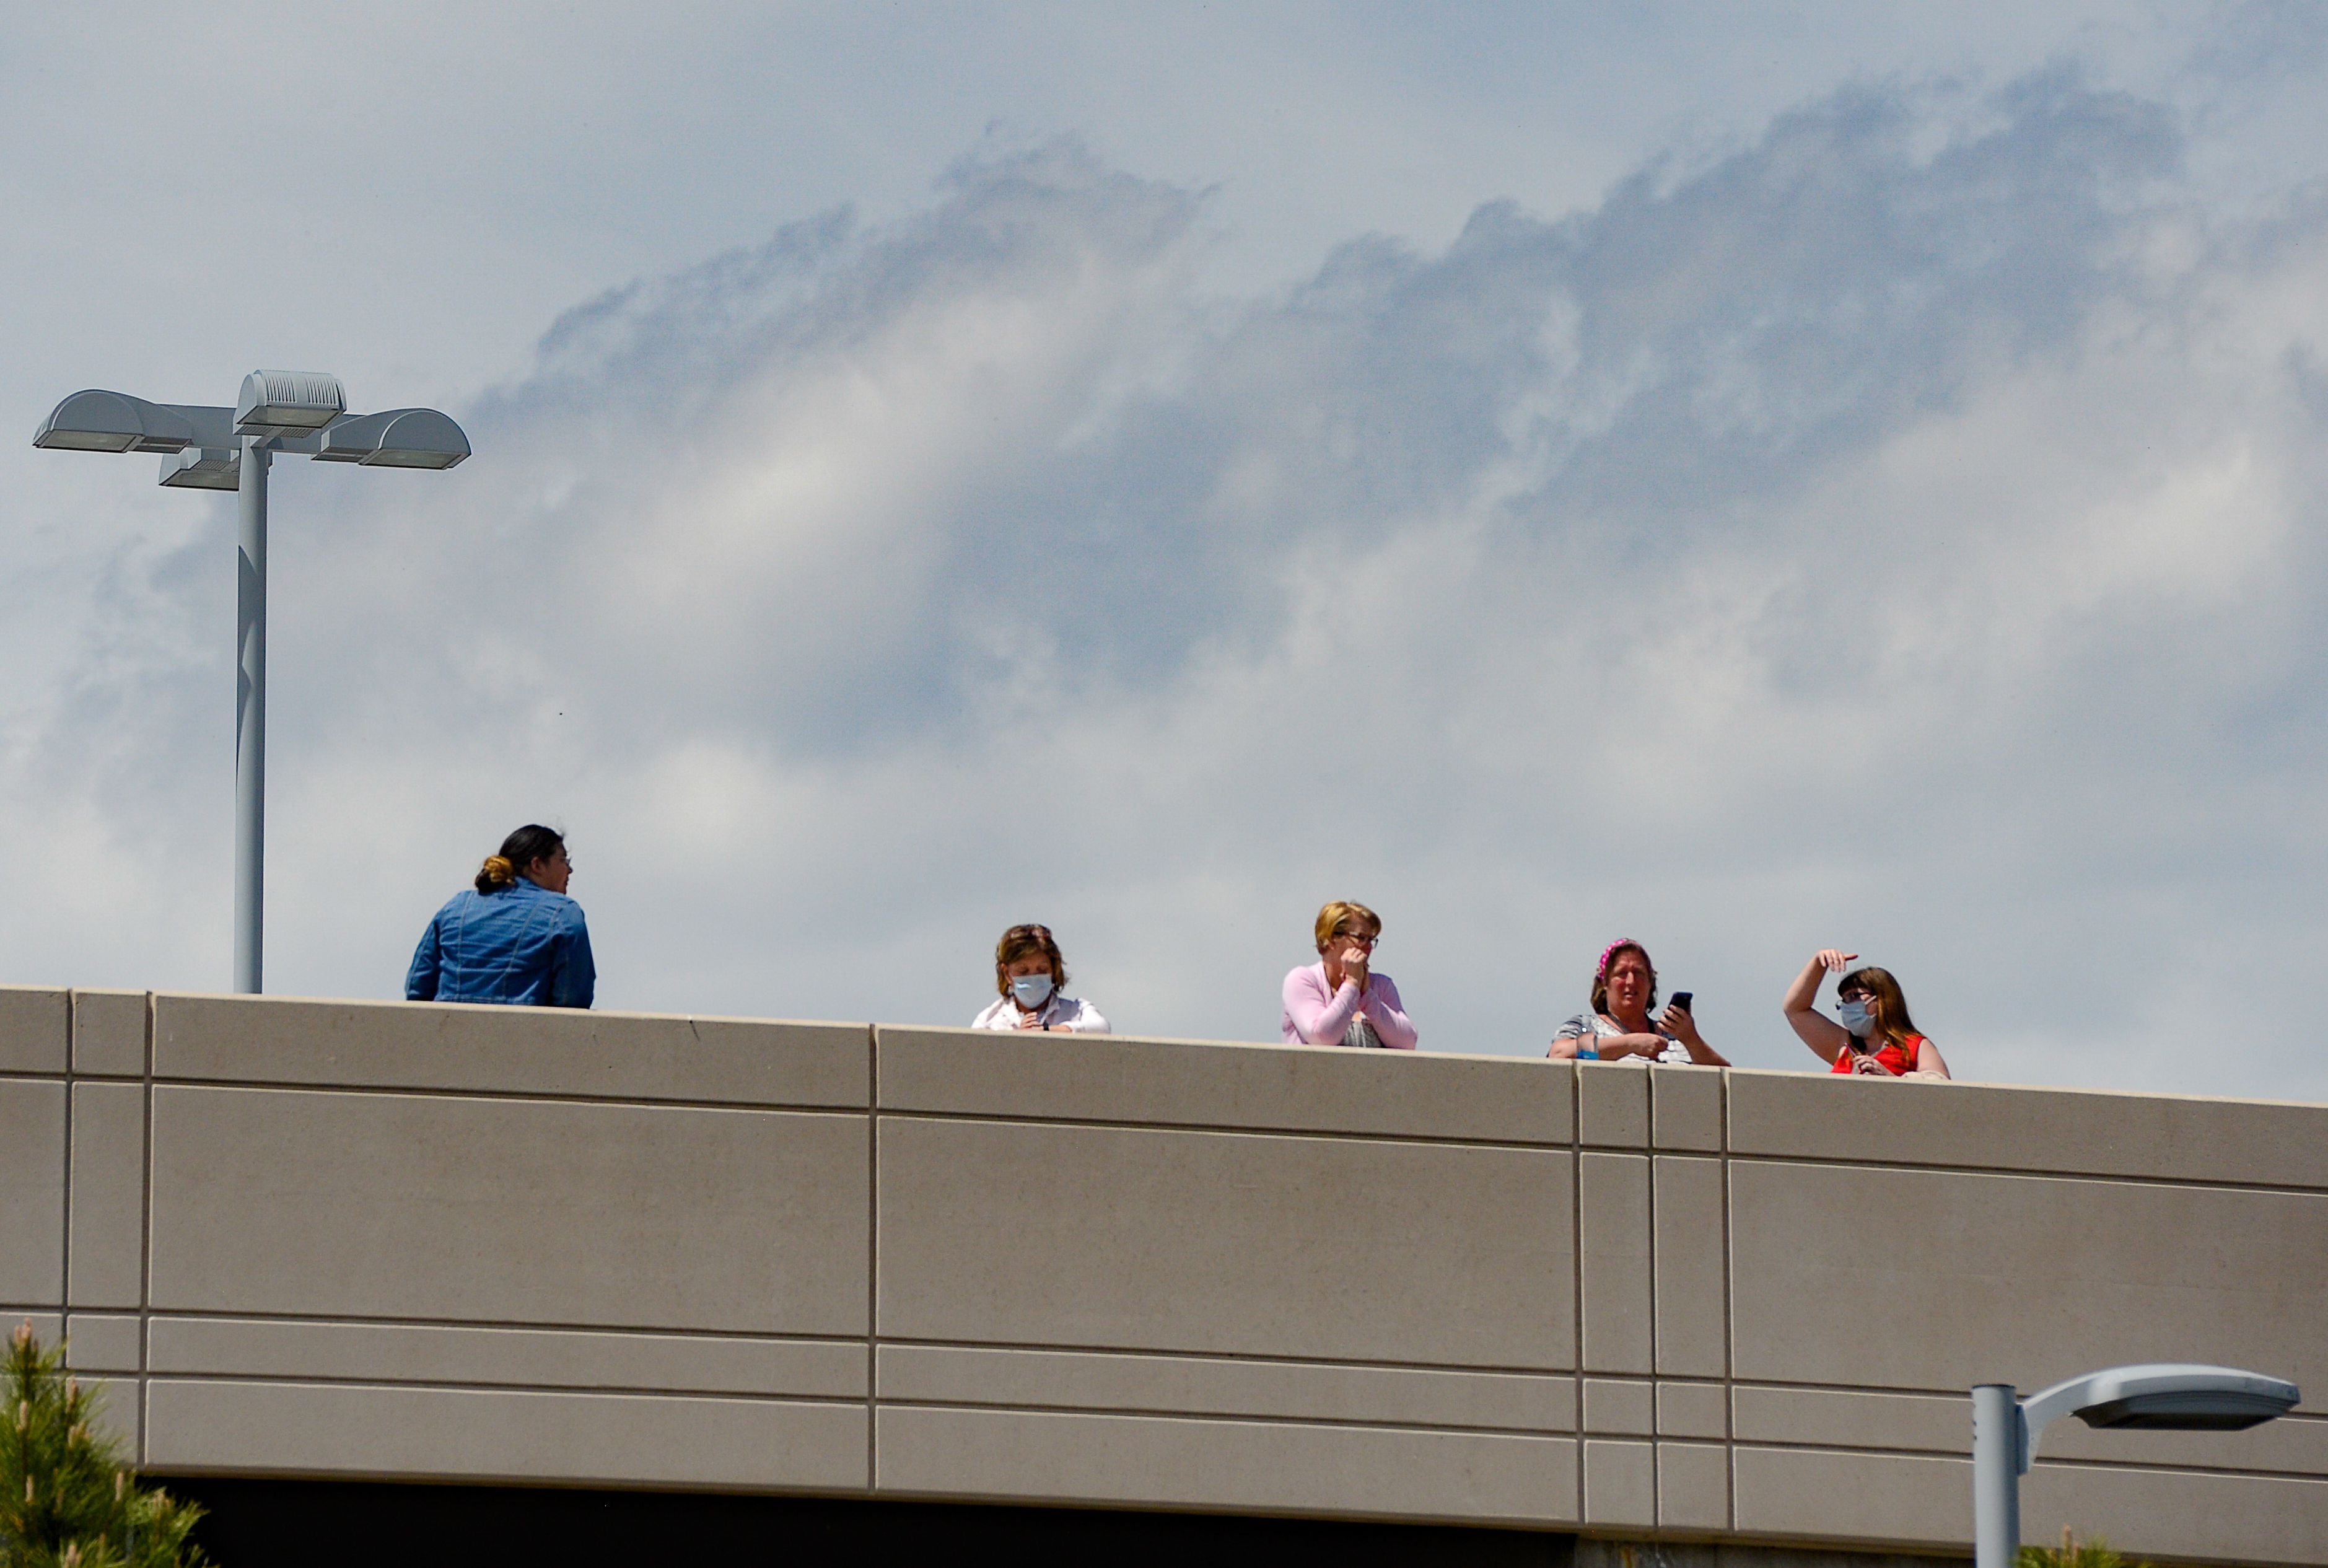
[1598,939,1644,978]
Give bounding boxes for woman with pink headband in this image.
[1547,939,1727,1065]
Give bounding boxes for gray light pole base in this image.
[1972,1382,2021,1568]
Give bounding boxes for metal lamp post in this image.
[35,372,471,994]
[1972,1363,2300,1567]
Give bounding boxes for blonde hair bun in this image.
[479,854,516,888]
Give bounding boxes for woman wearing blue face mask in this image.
[1782,948,1949,1079]
[971,923,1110,1033]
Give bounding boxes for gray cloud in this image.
[6,63,2326,1105]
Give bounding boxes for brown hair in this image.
[1837,966,1919,1049]
[994,924,1067,997]
[476,825,564,894]
[1312,901,1381,953]
[1590,940,1658,1015]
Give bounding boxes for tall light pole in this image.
[1971,1363,2300,1568]
[35,373,470,994]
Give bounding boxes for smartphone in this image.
[1671,991,1693,1012]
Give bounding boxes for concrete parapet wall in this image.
[1,986,2322,1562]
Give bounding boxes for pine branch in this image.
[1,1323,208,1568]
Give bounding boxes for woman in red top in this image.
[1782,949,1950,1079]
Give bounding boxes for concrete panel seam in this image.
[2023,1453,2328,1481]
[136,1309,885,1344]
[1572,1080,1585,1524]
[140,994,154,1390]
[875,1333,1583,1379]
[875,1106,1565,1153]
[141,1075,872,1120]
[125,1369,871,1406]
[1731,1435,1975,1460]
[872,1334,1573,1377]
[58,1023,72,1342]
[867,1395,1567,1438]
[1726,1432,2328,1480]
[1727,1374,2007,1398]
[873,1398,1573,1442]
[1726,1147,2328,1198]
[1720,1088,1734,1530]
[866,1022,878,1494]
[146,1314,874,1342]
[139,992,152,1466]
[1646,1137,1658,1396]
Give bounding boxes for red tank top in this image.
[1831,1033,1927,1075]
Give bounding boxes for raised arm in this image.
[1783,949,1855,1064]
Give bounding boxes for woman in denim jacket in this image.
[405,825,596,1008]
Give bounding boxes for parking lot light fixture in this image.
[34,388,196,453]
[32,371,471,994]
[1972,1364,2300,1568]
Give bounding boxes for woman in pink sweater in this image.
[1282,900,1418,1049]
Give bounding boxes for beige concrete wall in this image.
[2,990,2323,1562]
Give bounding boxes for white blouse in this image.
[970,994,1111,1033]
[1554,1012,1693,1064]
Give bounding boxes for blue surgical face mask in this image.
[1837,998,1875,1037]
[1010,974,1055,1009]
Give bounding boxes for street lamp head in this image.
[2066,1364,2300,1432]
[1977,1364,2303,1566]
[34,389,195,453]
[159,447,242,491]
[235,370,345,438]
[313,406,470,469]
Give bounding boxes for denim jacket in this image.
[405,878,595,1008]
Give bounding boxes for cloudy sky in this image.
[4,3,2325,1101]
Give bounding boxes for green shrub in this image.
[0,1322,209,1568]
[2018,1529,2151,1568]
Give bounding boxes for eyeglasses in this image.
[1336,931,1379,948]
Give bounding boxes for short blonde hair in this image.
[1313,900,1380,953]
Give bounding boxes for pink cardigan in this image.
[1281,963,1418,1049]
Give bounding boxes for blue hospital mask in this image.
[1837,998,1875,1037]
[1010,974,1055,1009]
